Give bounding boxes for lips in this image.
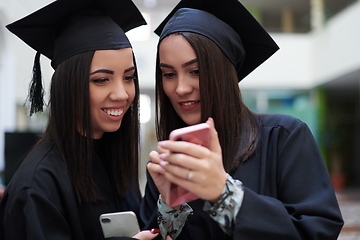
[102,108,124,116]
[178,100,200,111]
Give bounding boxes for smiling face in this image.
[159,34,201,125]
[89,48,136,139]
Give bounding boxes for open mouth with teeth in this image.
[102,108,124,116]
[180,101,199,106]
[178,100,200,111]
[181,102,196,106]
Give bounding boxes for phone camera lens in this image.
[101,217,111,223]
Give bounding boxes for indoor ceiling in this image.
[133,0,355,33]
[134,0,353,15]
[134,0,310,12]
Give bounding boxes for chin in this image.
[182,117,201,126]
[103,123,122,133]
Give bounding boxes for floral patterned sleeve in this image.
[157,197,193,240]
[203,174,244,235]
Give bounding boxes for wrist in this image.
[159,195,181,210]
[160,194,166,204]
[209,172,228,203]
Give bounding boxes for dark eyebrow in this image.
[124,66,135,73]
[159,58,198,70]
[90,69,114,75]
[182,58,198,68]
[90,66,135,75]
[159,63,174,69]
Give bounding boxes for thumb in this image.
[206,117,222,155]
[132,229,160,240]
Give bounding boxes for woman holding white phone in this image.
[0,0,159,239]
[141,0,344,239]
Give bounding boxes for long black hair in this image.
[41,50,140,202]
[155,32,259,172]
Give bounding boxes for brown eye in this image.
[191,69,199,75]
[92,78,108,83]
[163,73,176,78]
[124,75,137,81]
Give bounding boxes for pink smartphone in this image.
[166,123,210,207]
[169,123,210,148]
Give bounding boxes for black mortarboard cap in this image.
[6,0,146,115]
[154,0,279,82]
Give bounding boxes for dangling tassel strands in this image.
[27,51,44,116]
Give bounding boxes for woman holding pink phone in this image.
[141,0,343,239]
[0,0,159,239]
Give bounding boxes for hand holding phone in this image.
[166,123,210,207]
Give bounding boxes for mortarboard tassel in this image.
[27,51,44,116]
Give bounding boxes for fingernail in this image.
[159,153,166,160]
[158,141,166,147]
[160,161,169,167]
[150,228,160,234]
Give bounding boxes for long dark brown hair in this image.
[155,32,259,172]
[40,50,140,202]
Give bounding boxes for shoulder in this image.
[252,113,317,153]
[1,139,77,218]
[6,139,68,194]
[255,113,307,134]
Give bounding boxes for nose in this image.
[109,80,128,101]
[175,75,193,96]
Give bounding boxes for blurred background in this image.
[0,0,359,230]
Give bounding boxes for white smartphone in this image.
[99,211,140,238]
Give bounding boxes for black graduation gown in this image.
[0,139,142,240]
[140,114,344,240]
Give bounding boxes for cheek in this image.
[194,81,200,91]
[162,82,175,100]
[89,88,102,108]
[127,84,136,104]
[89,87,97,108]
